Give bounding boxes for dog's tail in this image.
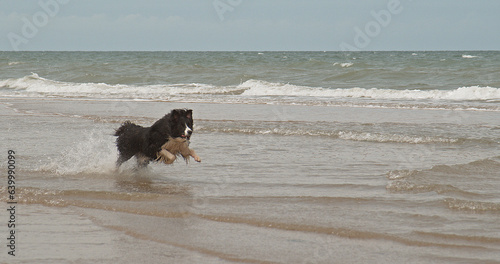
[114,121,139,136]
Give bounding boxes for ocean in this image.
[1,51,500,263]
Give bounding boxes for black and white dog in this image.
[114,109,198,169]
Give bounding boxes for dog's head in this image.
[169,109,194,140]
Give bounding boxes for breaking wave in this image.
[2,74,500,104]
[0,73,243,99]
[239,80,500,101]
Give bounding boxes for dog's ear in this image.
[170,109,181,121]
[186,109,192,119]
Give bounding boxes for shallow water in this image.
[1,98,500,263]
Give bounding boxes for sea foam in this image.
[0,73,240,98]
[239,80,500,101]
[2,74,500,102]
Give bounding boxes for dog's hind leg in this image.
[135,154,151,169]
[115,153,133,169]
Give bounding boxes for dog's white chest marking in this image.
[184,125,192,137]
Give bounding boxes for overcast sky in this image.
[1,0,499,51]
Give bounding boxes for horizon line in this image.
[1,49,499,52]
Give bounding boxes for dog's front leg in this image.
[189,149,201,162]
